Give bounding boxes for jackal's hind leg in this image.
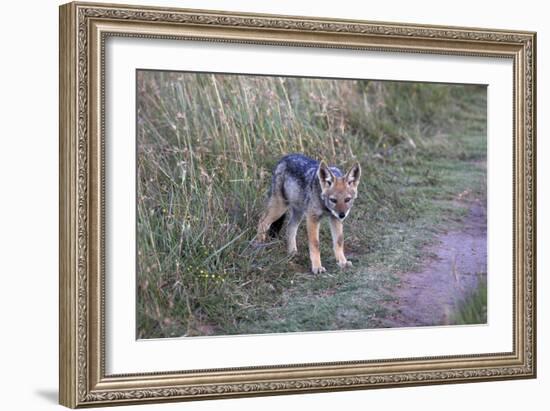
[256,196,288,243]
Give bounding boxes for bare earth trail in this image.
[382,199,487,328]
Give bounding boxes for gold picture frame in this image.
[59,1,536,408]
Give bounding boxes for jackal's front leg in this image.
[306,214,325,274]
[329,217,352,269]
[286,210,303,255]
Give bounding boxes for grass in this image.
[451,278,488,325]
[136,71,487,338]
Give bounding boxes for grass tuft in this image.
[451,278,488,325]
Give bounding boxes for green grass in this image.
[136,71,487,338]
[451,278,488,325]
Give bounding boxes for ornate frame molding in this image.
[59,2,536,408]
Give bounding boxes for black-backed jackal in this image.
[257,154,361,274]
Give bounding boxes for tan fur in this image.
[318,161,360,221]
[306,214,325,274]
[256,196,287,242]
[329,218,351,268]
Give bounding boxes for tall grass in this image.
[451,278,488,325]
[136,70,487,338]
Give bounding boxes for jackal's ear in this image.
[345,162,361,188]
[317,161,334,191]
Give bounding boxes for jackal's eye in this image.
[344,197,352,203]
[329,198,337,204]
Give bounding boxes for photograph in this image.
[136,70,487,339]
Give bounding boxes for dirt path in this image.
[382,199,487,327]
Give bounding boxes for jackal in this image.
[257,153,361,274]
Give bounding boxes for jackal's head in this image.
[317,161,361,221]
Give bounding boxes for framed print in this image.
[59,1,537,408]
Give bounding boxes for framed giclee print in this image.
[59,1,537,408]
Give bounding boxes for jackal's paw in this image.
[255,232,267,243]
[337,260,353,269]
[288,247,298,257]
[311,265,327,274]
